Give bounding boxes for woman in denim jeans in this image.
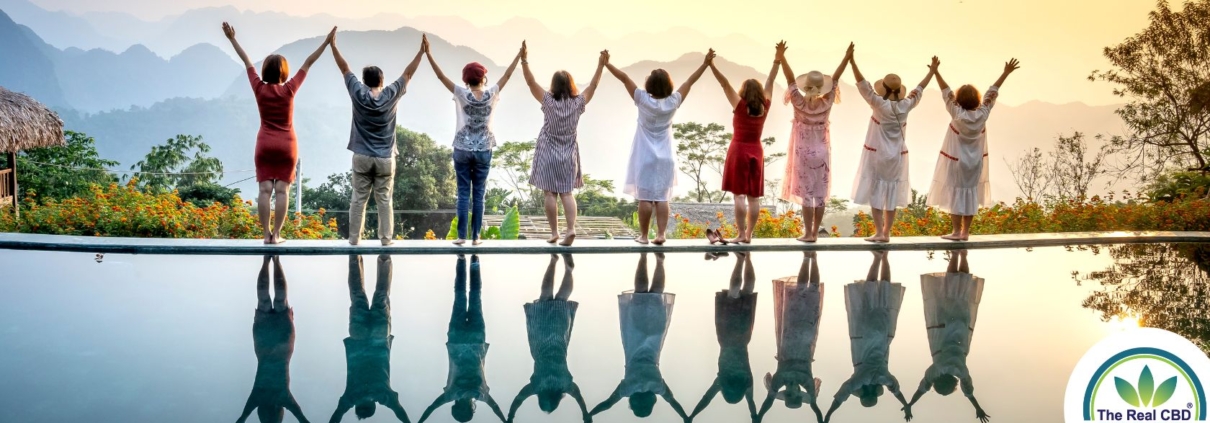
[423,35,523,245]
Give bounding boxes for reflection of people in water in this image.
[329,255,411,422]
[238,256,310,423]
[759,251,826,422]
[591,252,690,420]
[906,249,990,423]
[507,254,590,422]
[824,251,909,423]
[691,252,759,420]
[419,254,506,423]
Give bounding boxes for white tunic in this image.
[919,272,984,397]
[851,80,923,210]
[623,89,683,201]
[925,86,999,216]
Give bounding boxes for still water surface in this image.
[1,244,1205,423]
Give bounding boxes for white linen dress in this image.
[623,89,683,201]
[925,86,1000,216]
[851,81,924,210]
[917,271,984,397]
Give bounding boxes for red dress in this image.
[248,67,306,183]
[721,99,771,197]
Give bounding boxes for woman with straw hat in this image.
[849,49,939,243]
[778,41,853,242]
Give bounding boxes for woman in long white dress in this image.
[926,59,1021,241]
[849,50,939,243]
[906,249,990,423]
[591,252,689,419]
[824,251,910,422]
[605,50,713,245]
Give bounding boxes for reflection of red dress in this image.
[248,67,306,183]
[721,99,771,197]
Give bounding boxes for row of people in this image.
[239,251,989,423]
[220,24,1019,246]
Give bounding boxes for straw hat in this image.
[873,74,910,100]
[795,71,833,98]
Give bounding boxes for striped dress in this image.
[529,93,587,193]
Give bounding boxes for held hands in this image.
[519,40,527,60]
[1004,58,1021,74]
[929,56,941,73]
[976,409,991,423]
[325,26,337,46]
[845,42,855,59]
[222,22,236,40]
[421,34,431,54]
[599,49,610,67]
[903,404,914,421]
[775,40,788,62]
[704,48,716,66]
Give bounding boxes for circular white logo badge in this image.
[1065,328,1210,422]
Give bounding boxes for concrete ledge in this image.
[1,231,1208,255]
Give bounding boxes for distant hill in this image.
[0,0,124,51]
[0,10,67,107]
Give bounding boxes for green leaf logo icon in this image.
[1115,365,1180,408]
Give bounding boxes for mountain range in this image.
[0,3,1128,202]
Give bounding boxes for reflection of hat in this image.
[874,74,909,100]
[795,71,833,98]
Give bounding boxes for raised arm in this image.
[849,50,866,83]
[236,395,257,423]
[286,393,311,423]
[582,50,609,104]
[660,385,691,422]
[935,66,950,91]
[384,392,412,423]
[776,41,795,86]
[402,36,426,82]
[519,42,544,102]
[485,393,507,422]
[506,384,534,423]
[328,397,354,423]
[993,58,1020,89]
[222,22,254,69]
[916,56,939,90]
[417,394,451,423]
[423,35,456,93]
[833,42,854,84]
[570,385,591,423]
[763,49,778,98]
[690,379,721,418]
[299,27,335,73]
[971,396,990,423]
[330,30,350,76]
[605,62,639,100]
[589,385,624,416]
[676,49,714,102]
[495,42,524,91]
[709,62,740,109]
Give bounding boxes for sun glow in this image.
[1107,314,1142,332]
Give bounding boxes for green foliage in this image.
[446,215,460,240]
[500,205,520,240]
[482,226,501,240]
[827,196,850,213]
[578,175,638,219]
[3,130,119,201]
[177,182,241,207]
[130,134,223,193]
[1144,170,1210,202]
[674,122,730,203]
[492,140,540,209]
[1090,0,1210,178]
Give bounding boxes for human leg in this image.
[372,157,396,244]
[745,196,760,243]
[258,181,273,243]
[271,180,290,243]
[732,195,748,244]
[470,151,492,244]
[540,254,558,300]
[555,253,574,300]
[559,192,577,246]
[798,204,815,242]
[942,213,963,241]
[544,191,560,242]
[636,201,652,244]
[348,157,374,245]
[653,202,670,245]
[865,208,884,243]
[453,151,472,244]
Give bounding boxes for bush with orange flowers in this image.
[0,180,339,239]
[670,209,809,239]
[852,192,1210,237]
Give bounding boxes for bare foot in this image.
[875,236,891,243]
[941,233,962,241]
[546,235,559,243]
[380,239,394,246]
[264,235,274,245]
[634,237,649,245]
[652,236,666,245]
[864,236,879,243]
[273,234,286,244]
[348,239,360,246]
[796,235,813,242]
[472,239,483,246]
[453,238,466,246]
[559,233,576,246]
[728,237,744,244]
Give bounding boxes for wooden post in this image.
[6,151,16,219]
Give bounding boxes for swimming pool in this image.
[1,244,1205,422]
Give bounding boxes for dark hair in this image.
[933,374,960,396]
[363,66,384,88]
[645,69,674,99]
[956,84,982,111]
[738,78,767,117]
[629,392,657,417]
[451,399,475,422]
[719,365,752,404]
[537,390,564,413]
[462,62,487,86]
[262,54,289,84]
[258,406,285,423]
[858,384,884,408]
[550,70,579,101]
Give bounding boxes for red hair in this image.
[462,62,487,86]
[262,54,289,84]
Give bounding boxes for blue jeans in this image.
[453,149,492,240]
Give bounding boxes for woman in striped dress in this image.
[521,44,609,246]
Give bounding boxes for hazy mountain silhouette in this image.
[0,0,125,51]
[0,10,67,107]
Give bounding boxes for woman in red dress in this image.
[223,22,333,244]
[707,44,779,244]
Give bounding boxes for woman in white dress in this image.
[906,249,990,423]
[758,252,826,422]
[591,252,689,419]
[849,50,939,243]
[605,50,714,245]
[824,251,909,422]
[927,59,1021,241]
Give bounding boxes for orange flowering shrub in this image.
[424,229,438,240]
[670,210,806,239]
[852,192,1210,237]
[0,181,339,239]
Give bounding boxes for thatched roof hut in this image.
[0,86,65,153]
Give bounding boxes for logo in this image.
[1065,328,1210,422]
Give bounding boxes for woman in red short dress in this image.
[223,22,333,244]
[707,44,778,244]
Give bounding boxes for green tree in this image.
[492,140,540,210]
[1,130,119,201]
[1090,0,1210,180]
[578,175,638,219]
[674,122,730,203]
[129,134,223,193]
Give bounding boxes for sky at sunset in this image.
[26,0,1160,106]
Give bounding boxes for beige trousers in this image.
[349,154,395,244]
